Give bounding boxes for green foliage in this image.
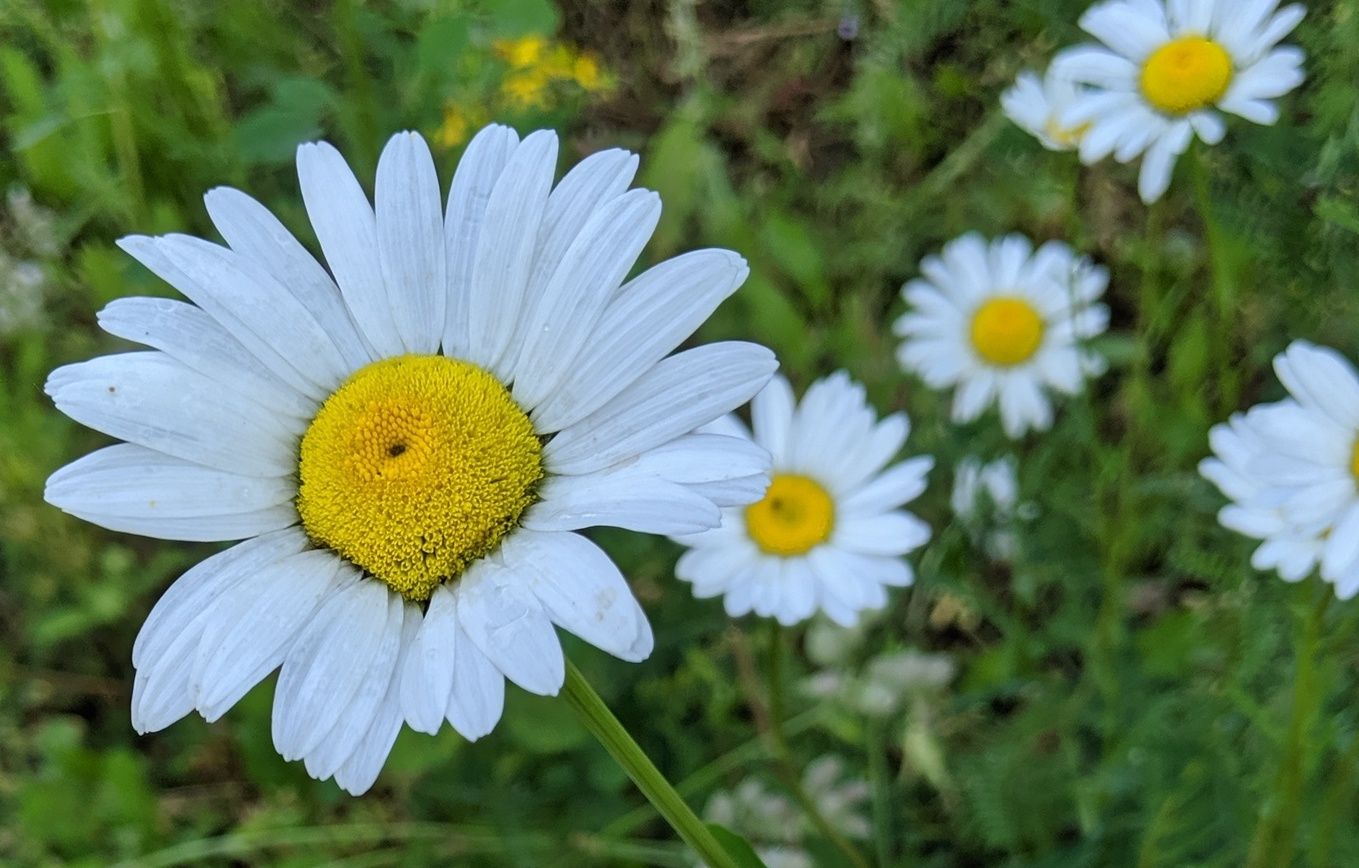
[3,0,1359,865]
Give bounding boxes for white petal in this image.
[511,189,661,408]
[443,124,520,357]
[530,249,749,432]
[832,511,931,556]
[840,456,935,516]
[500,529,653,662]
[445,618,505,741]
[302,596,408,781]
[400,586,460,734]
[297,140,404,357]
[376,131,446,354]
[545,341,777,475]
[193,549,349,723]
[752,374,796,464]
[46,443,296,542]
[271,577,394,759]
[524,469,721,535]
[465,130,558,377]
[46,352,297,476]
[132,529,309,668]
[98,296,316,420]
[203,186,374,370]
[332,606,420,795]
[456,561,565,696]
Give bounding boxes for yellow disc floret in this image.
[1140,36,1233,116]
[1350,438,1359,482]
[297,355,543,601]
[970,297,1045,367]
[745,474,836,557]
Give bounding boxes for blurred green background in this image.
[3,0,1359,865]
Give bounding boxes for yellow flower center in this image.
[1043,116,1091,148]
[969,297,1044,366]
[296,355,543,601]
[745,474,835,557]
[1350,438,1359,481]
[1140,36,1234,115]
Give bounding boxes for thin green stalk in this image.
[561,661,738,868]
[1245,585,1331,868]
[1190,146,1240,414]
[866,716,894,868]
[764,623,871,868]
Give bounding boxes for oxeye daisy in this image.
[1201,341,1359,599]
[1054,0,1306,202]
[44,125,777,795]
[672,372,933,628]
[893,233,1109,439]
[1001,65,1090,151]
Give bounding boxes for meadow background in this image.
[2,0,1359,865]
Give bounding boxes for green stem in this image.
[764,623,872,868]
[1190,146,1240,414]
[561,661,737,868]
[865,716,894,868]
[1245,584,1331,868]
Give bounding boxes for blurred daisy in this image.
[1001,65,1090,151]
[894,233,1109,439]
[44,126,775,794]
[1201,341,1359,599]
[1055,0,1306,202]
[673,372,932,627]
[952,456,1023,559]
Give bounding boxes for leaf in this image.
[706,823,769,868]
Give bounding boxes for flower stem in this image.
[561,661,738,868]
[764,623,872,868]
[1245,584,1331,868]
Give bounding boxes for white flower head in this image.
[1001,65,1091,151]
[1055,0,1306,202]
[673,372,933,628]
[1201,341,1359,599]
[44,126,778,794]
[894,233,1109,439]
[951,456,1019,522]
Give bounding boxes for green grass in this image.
[3,0,1359,865]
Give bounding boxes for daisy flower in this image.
[44,126,777,794]
[951,455,1022,559]
[893,233,1109,439]
[1200,341,1359,599]
[673,372,933,628]
[1001,65,1091,151]
[1054,0,1306,202]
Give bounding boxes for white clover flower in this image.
[705,779,802,847]
[673,372,933,628]
[1001,65,1091,151]
[1201,341,1359,599]
[894,233,1109,439]
[1054,0,1306,202]
[44,126,777,794]
[801,756,872,840]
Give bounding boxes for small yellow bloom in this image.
[572,54,605,92]
[437,105,472,149]
[502,70,551,110]
[494,34,548,69]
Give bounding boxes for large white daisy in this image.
[1201,341,1359,599]
[44,126,777,794]
[893,233,1109,439]
[1054,0,1306,202]
[672,373,933,628]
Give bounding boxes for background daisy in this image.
[1001,65,1091,152]
[672,372,933,628]
[1054,0,1306,201]
[893,233,1109,439]
[1201,341,1359,599]
[44,126,776,794]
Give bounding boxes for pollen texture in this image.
[296,355,543,601]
